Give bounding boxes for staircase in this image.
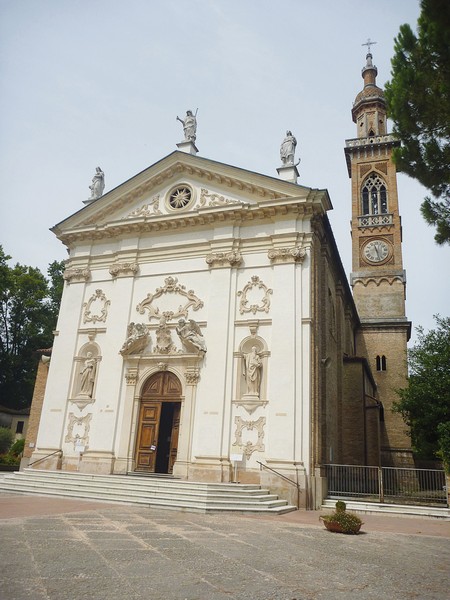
[0,469,297,514]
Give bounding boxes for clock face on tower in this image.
[362,239,390,264]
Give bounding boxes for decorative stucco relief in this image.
[352,275,405,287]
[125,195,162,218]
[109,262,139,278]
[237,276,272,315]
[154,316,177,354]
[233,416,266,459]
[205,251,242,268]
[64,267,91,284]
[120,323,150,355]
[65,413,92,449]
[136,276,204,322]
[83,289,110,324]
[125,369,138,385]
[185,368,200,385]
[199,188,240,207]
[268,246,306,264]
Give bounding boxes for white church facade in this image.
[26,52,412,509]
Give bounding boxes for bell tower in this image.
[344,47,413,468]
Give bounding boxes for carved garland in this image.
[109,262,139,278]
[267,246,306,263]
[199,188,240,207]
[64,267,91,284]
[83,289,111,324]
[136,276,204,322]
[233,416,266,459]
[237,276,273,315]
[125,195,162,218]
[205,251,242,268]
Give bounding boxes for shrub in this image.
[0,427,13,454]
[10,438,25,457]
[320,501,363,534]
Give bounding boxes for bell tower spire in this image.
[345,47,412,469]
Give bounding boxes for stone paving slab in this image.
[0,496,449,599]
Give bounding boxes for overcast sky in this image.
[0,0,447,345]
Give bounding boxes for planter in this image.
[321,518,361,534]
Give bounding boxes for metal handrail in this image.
[256,460,301,508]
[28,450,62,468]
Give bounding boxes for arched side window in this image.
[361,173,388,216]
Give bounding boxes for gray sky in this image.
[0,0,447,345]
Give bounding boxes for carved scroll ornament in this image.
[233,416,266,459]
[237,276,272,315]
[136,276,204,322]
[83,289,110,324]
[199,188,240,207]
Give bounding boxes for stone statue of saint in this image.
[243,346,262,396]
[89,167,105,200]
[280,131,297,166]
[176,318,206,353]
[176,110,197,143]
[79,352,96,397]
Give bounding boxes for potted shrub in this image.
[320,501,363,534]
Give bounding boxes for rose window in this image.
[168,186,193,210]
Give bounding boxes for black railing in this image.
[323,464,447,506]
[257,461,301,508]
[28,450,62,468]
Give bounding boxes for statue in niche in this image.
[78,352,97,398]
[176,109,197,142]
[88,167,105,200]
[176,318,206,354]
[155,315,176,354]
[280,130,297,166]
[243,346,262,396]
[120,322,150,355]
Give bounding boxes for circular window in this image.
[166,185,194,211]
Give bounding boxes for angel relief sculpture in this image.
[176,318,207,354]
[120,323,150,355]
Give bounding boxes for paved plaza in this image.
[0,495,449,600]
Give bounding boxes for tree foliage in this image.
[394,316,450,460]
[0,247,64,410]
[385,0,450,244]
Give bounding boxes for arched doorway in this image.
[135,371,182,474]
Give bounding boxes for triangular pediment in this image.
[52,151,331,244]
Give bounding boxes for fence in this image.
[323,464,447,506]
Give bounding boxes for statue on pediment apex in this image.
[89,166,105,200]
[177,109,197,143]
[280,131,297,166]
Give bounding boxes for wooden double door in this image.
[135,372,182,474]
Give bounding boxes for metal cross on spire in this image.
[362,38,377,54]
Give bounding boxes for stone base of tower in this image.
[381,447,415,468]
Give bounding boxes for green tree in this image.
[0,247,64,410]
[385,0,450,245]
[394,316,450,460]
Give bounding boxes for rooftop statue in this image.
[89,167,105,200]
[280,131,297,166]
[176,109,197,143]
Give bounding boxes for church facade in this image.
[26,52,411,509]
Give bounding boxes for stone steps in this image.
[0,469,297,514]
[322,498,450,519]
